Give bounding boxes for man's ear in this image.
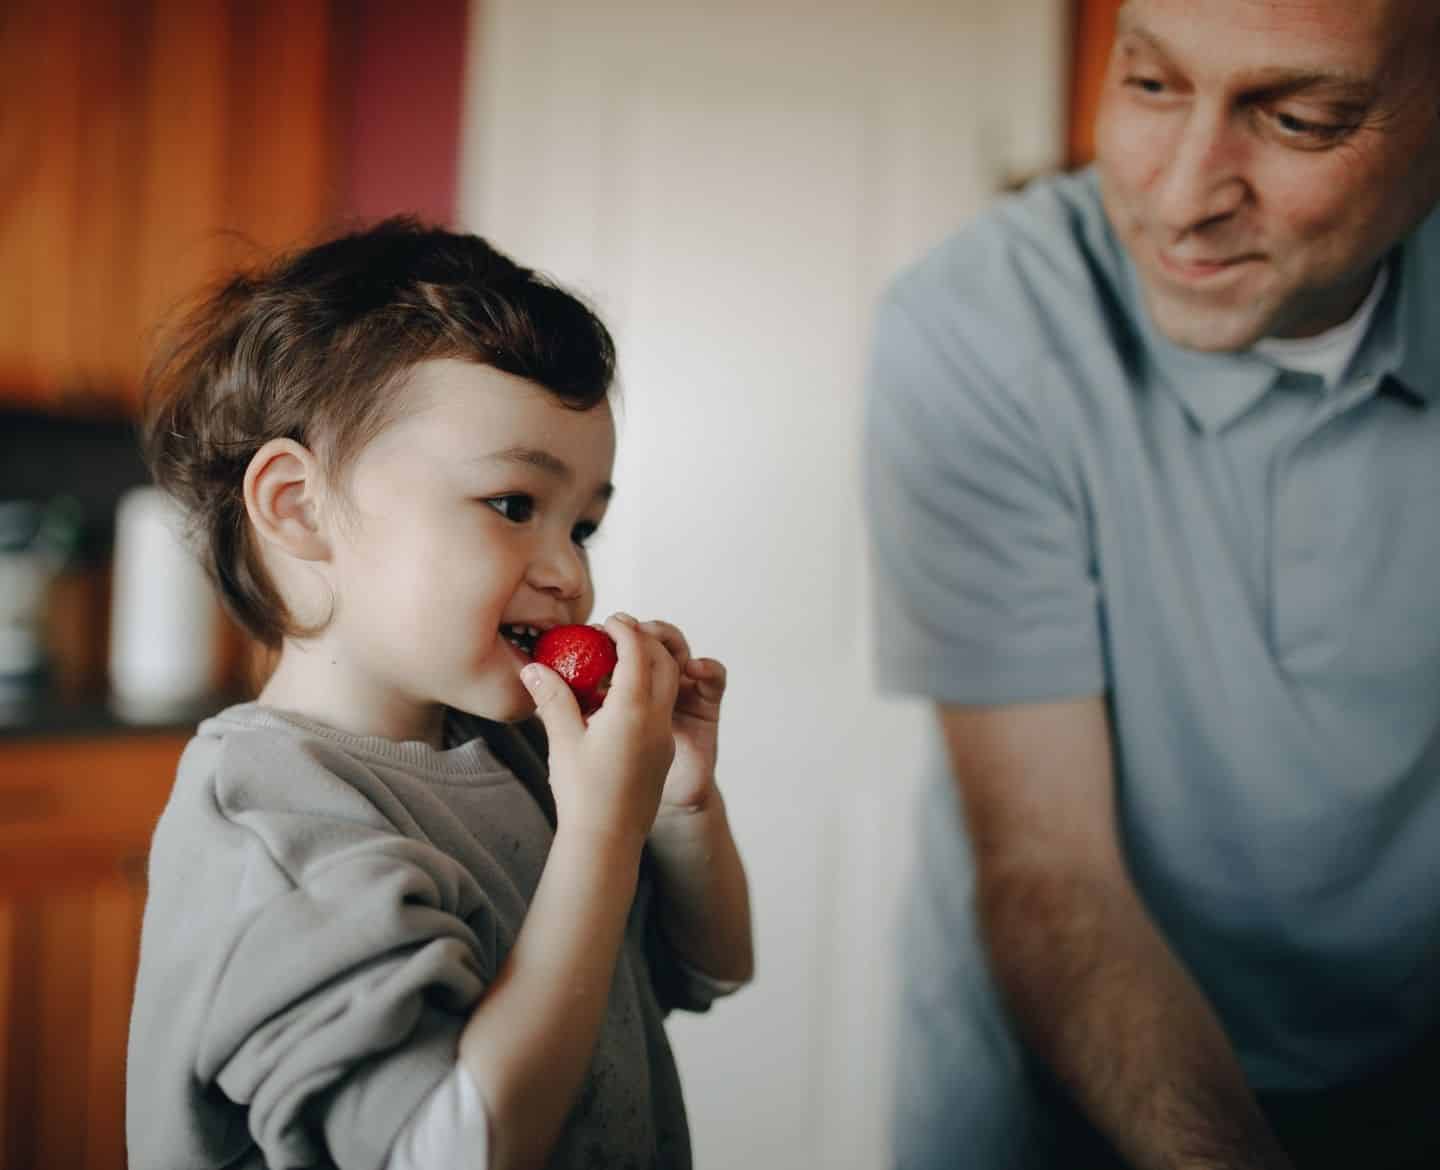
[243,438,331,562]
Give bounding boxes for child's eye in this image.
[485,494,535,523]
[572,521,599,549]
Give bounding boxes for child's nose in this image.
[530,536,587,599]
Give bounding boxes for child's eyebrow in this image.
[482,446,615,499]
[487,445,570,477]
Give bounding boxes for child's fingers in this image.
[603,613,652,704]
[639,620,690,669]
[676,658,726,717]
[646,630,682,711]
[683,657,727,704]
[520,661,585,745]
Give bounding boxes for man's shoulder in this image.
[1413,198,1440,249]
[885,168,1127,344]
[871,167,1135,419]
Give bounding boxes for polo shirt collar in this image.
[1365,225,1439,407]
[1114,207,1440,430]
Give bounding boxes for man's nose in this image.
[1153,105,1248,237]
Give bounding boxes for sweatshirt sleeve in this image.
[127,730,493,1170]
[634,854,740,1016]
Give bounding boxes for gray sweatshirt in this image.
[127,703,707,1170]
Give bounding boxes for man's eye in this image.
[1123,75,1168,96]
[1272,110,1347,143]
[485,495,535,523]
[572,521,599,549]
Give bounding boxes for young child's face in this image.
[323,358,615,724]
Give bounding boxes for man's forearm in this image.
[980,869,1293,1170]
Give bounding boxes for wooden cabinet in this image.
[0,733,185,1170]
[0,0,340,415]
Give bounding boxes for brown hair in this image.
[141,217,616,647]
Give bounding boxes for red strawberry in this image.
[532,624,618,715]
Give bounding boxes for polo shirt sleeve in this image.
[864,278,1105,705]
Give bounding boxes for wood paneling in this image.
[0,0,341,415]
[0,901,12,1160]
[86,882,147,1170]
[132,0,233,401]
[0,733,185,1170]
[242,1,339,253]
[1067,0,1123,166]
[66,1,149,401]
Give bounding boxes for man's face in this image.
[1095,0,1440,351]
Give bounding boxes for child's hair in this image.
[141,217,616,648]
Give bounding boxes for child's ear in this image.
[244,438,331,562]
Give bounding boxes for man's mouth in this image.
[1156,247,1262,284]
[500,624,542,659]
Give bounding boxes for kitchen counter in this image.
[0,686,242,742]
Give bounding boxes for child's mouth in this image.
[500,624,541,659]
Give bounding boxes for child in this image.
[126,219,753,1170]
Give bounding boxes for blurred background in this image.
[0,0,1118,1165]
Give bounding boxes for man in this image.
[864,1,1440,1167]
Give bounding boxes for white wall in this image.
[457,3,1066,1165]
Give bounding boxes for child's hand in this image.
[635,619,726,813]
[522,614,679,850]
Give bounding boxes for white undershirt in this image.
[388,1065,490,1170]
[1251,264,1389,388]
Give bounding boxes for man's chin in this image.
[1144,291,1269,354]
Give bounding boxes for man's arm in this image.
[941,696,1294,1170]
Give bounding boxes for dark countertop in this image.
[0,686,243,743]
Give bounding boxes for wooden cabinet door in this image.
[0,1,147,412]
[0,0,339,415]
[0,735,184,1170]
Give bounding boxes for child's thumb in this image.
[520,662,584,743]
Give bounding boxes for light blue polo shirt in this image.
[865,168,1440,1161]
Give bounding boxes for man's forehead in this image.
[1117,0,1418,41]
[1117,0,1422,77]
